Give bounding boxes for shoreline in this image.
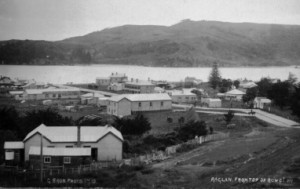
[0,64,298,69]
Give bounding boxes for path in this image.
[172,104,300,128]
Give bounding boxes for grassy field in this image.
[135,112,300,188]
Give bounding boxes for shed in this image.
[4,141,25,164]
[201,98,222,108]
[254,97,271,109]
[225,89,245,101]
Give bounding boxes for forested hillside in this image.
[1,20,300,67]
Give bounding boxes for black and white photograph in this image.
[0,0,300,188]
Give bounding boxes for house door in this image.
[91,148,98,161]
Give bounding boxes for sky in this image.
[0,0,300,41]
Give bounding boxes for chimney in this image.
[136,79,138,83]
[131,78,133,82]
[112,73,114,76]
[77,125,81,147]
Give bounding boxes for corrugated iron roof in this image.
[4,141,24,149]
[81,93,105,98]
[25,88,80,95]
[225,89,245,95]
[108,93,172,102]
[24,124,123,142]
[29,146,91,156]
[9,91,24,95]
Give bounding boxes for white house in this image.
[96,77,110,86]
[22,80,47,90]
[23,88,81,101]
[239,81,257,89]
[167,89,197,104]
[225,89,246,101]
[80,92,105,105]
[201,98,222,108]
[9,91,24,100]
[107,93,172,116]
[96,73,128,87]
[124,79,155,94]
[254,97,271,109]
[107,83,124,91]
[23,124,123,162]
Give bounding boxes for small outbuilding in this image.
[225,89,246,101]
[4,141,25,165]
[254,97,271,109]
[201,98,222,108]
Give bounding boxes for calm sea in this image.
[1,65,299,84]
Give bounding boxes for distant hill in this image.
[1,20,300,67]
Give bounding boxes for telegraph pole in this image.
[40,134,43,183]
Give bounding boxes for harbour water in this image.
[1,65,299,84]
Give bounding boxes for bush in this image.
[141,168,154,174]
[177,120,208,141]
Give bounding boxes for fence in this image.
[123,132,230,166]
[1,133,230,177]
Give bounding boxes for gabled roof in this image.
[24,124,123,143]
[108,93,172,102]
[225,89,245,95]
[9,91,24,95]
[25,88,80,95]
[81,93,105,98]
[29,146,91,156]
[4,141,24,149]
[125,80,154,86]
[255,97,271,103]
[167,89,197,96]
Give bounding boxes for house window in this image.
[64,157,71,164]
[150,102,152,107]
[83,145,91,148]
[45,94,49,98]
[53,94,56,98]
[44,156,51,163]
[186,97,189,100]
[65,145,73,148]
[161,102,164,106]
[138,102,141,107]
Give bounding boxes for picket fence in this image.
[123,132,230,166]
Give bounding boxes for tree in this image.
[178,117,185,127]
[22,108,73,137]
[256,78,273,97]
[75,116,106,126]
[233,80,240,89]
[0,106,21,133]
[224,110,235,125]
[290,84,300,118]
[208,62,221,89]
[177,120,208,141]
[242,87,258,103]
[219,79,233,92]
[268,81,290,109]
[113,114,151,136]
